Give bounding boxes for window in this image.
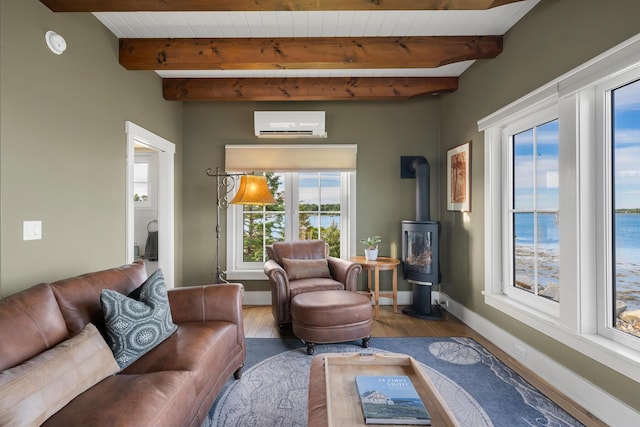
[133,162,149,205]
[509,119,560,310]
[297,172,342,250]
[238,173,284,264]
[609,78,640,341]
[224,144,357,280]
[480,35,640,380]
[237,172,347,265]
[133,153,156,209]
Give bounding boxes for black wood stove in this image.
[400,156,442,319]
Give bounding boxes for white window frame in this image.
[595,68,640,350]
[501,110,560,318]
[133,152,157,209]
[480,34,640,382]
[226,170,356,281]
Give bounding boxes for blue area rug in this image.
[203,337,584,427]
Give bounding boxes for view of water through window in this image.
[612,78,640,338]
[241,172,342,262]
[512,120,560,301]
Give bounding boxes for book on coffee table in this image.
[355,375,432,425]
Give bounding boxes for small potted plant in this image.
[360,235,382,261]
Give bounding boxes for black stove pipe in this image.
[410,156,430,222]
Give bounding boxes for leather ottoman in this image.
[290,290,373,355]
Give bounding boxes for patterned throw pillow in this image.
[100,269,177,369]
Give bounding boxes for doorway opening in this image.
[126,122,175,288]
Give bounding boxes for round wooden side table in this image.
[349,256,400,320]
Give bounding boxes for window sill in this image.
[226,270,268,281]
[484,292,640,383]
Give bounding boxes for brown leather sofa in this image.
[263,240,362,333]
[0,262,245,426]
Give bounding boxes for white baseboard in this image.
[243,290,417,306]
[437,292,640,426]
[242,291,271,305]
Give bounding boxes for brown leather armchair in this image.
[264,240,362,334]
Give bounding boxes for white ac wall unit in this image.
[254,111,327,138]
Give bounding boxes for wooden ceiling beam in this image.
[162,77,458,101]
[121,36,502,70]
[40,0,527,12]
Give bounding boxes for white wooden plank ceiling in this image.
[94,0,539,79]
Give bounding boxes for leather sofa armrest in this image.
[168,283,244,323]
[168,284,244,344]
[327,257,362,292]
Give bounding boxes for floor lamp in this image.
[206,167,276,283]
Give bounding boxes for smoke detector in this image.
[45,31,67,55]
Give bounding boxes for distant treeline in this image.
[616,208,640,214]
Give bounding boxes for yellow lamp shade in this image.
[229,175,276,206]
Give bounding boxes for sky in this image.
[299,173,340,205]
[270,84,639,213]
[512,77,640,211]
[513,119,559,211]
[268,172,341,206]
[614,79,640,209]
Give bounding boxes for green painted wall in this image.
[181,100,441,290]
[439,0,640,412]
[0,0,183,297]
[2,0,639,415]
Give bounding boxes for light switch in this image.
[23,221,42,240]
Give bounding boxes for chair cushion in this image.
[100,269,177,369]
[0,323,119,426]
[282,257,331,280]
[289,278,345,297]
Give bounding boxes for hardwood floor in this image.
[241,304,606,426]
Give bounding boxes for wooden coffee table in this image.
[308,352,459,427]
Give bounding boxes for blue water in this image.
[613,214,640,311]
[307,214,340,229]
[515,213,640,310]
[614,214,640,250]
[514,213,559,245]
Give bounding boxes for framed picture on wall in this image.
[447,141,471,212]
